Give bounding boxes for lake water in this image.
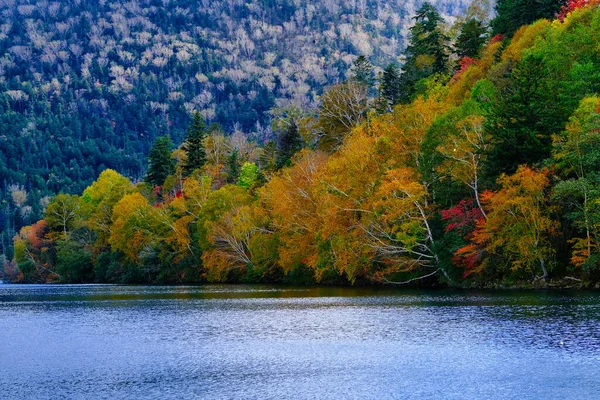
[1,285,600,399]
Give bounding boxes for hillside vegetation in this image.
[9,1,600,288]
[0,0,478,258]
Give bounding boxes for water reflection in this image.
[1,285,599,399]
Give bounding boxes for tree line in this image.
[7,0,600,287]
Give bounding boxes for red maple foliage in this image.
[441,200,484,239]
[558,0,600,21]
[452,57,477,81]
[490,34,504,44]
[442,200,486,276]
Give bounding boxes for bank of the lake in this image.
[1,284,599,399]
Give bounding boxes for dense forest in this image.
[7,0,600,288]
[0,0,476,259]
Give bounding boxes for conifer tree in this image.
[484,54,564,181]
[227,149,241,183]
[350,55,374,86]
[491,0,565,37]
[145,136,176,187]
[182,112,207,176]
[277,121,304,168]
[399,2,450,103]
[455,18,488,59]
[380,63,403,109]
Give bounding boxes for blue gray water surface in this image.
[1,284,600,399]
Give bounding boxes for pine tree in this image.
[277,121,304,168]
[227,149,241,183]
[182,112,207,176]
[455,18,488,59]
[380,63,403,109]
[491,0,565,37]
[399,2,450,103]
[350,55,374,86]
[484,54,565,181]
[145,136,175,187]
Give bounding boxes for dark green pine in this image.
[277,121,304,169]
[145,135,176,187]
[182,112,207,177]
[455,18,488,59]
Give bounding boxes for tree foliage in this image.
[11,3,600,288]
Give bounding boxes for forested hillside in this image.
[0,0,480,259]
[10,0,600,288]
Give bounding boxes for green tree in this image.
[277,120,304,168]
[55,240,94,283]
[380,63,403,108]
[45,194,83,239]
[182,112,207,176]
[227,149,241,183]
[491,0,565,37]
[350,55,374,86]
[552,97,600,270]
[455,18,488,59]
[484,54,564,180]
[145,136,176,187]
[237,162,260,190]
[399,2,450,102]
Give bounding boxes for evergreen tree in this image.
[380,63,403,109]
[350,55,374,86]
[455,18,488,59]
[399,2,450,103]
[277,121,304,168]
[145,136,176,187]
[227,149,241,183]
[484,54,566,181]
[182,112,207,177]
[491,0,565,37]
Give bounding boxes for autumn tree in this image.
[82,169,133,247]
[259,150,328,277]
[13,220,55,282]
[45,194,84,239]
[318,82,368,151]
[552,97,600,270]
[109,193,164,263]
[458,167,557,281]
[203,204,270,281]
[436,115,489,217]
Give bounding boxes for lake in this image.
[1,285,599,399]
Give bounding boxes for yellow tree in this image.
[316,126,382,281]
[109,193,164,262]
[552,96,600,269]
[202,204,271,281]
[259,150,328,277]
[81,169,133,246]
[317,82,369,152]
[375,95,449,171]
[366,167,452,283]
[45,194,86,240]
[461,166,558,280]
